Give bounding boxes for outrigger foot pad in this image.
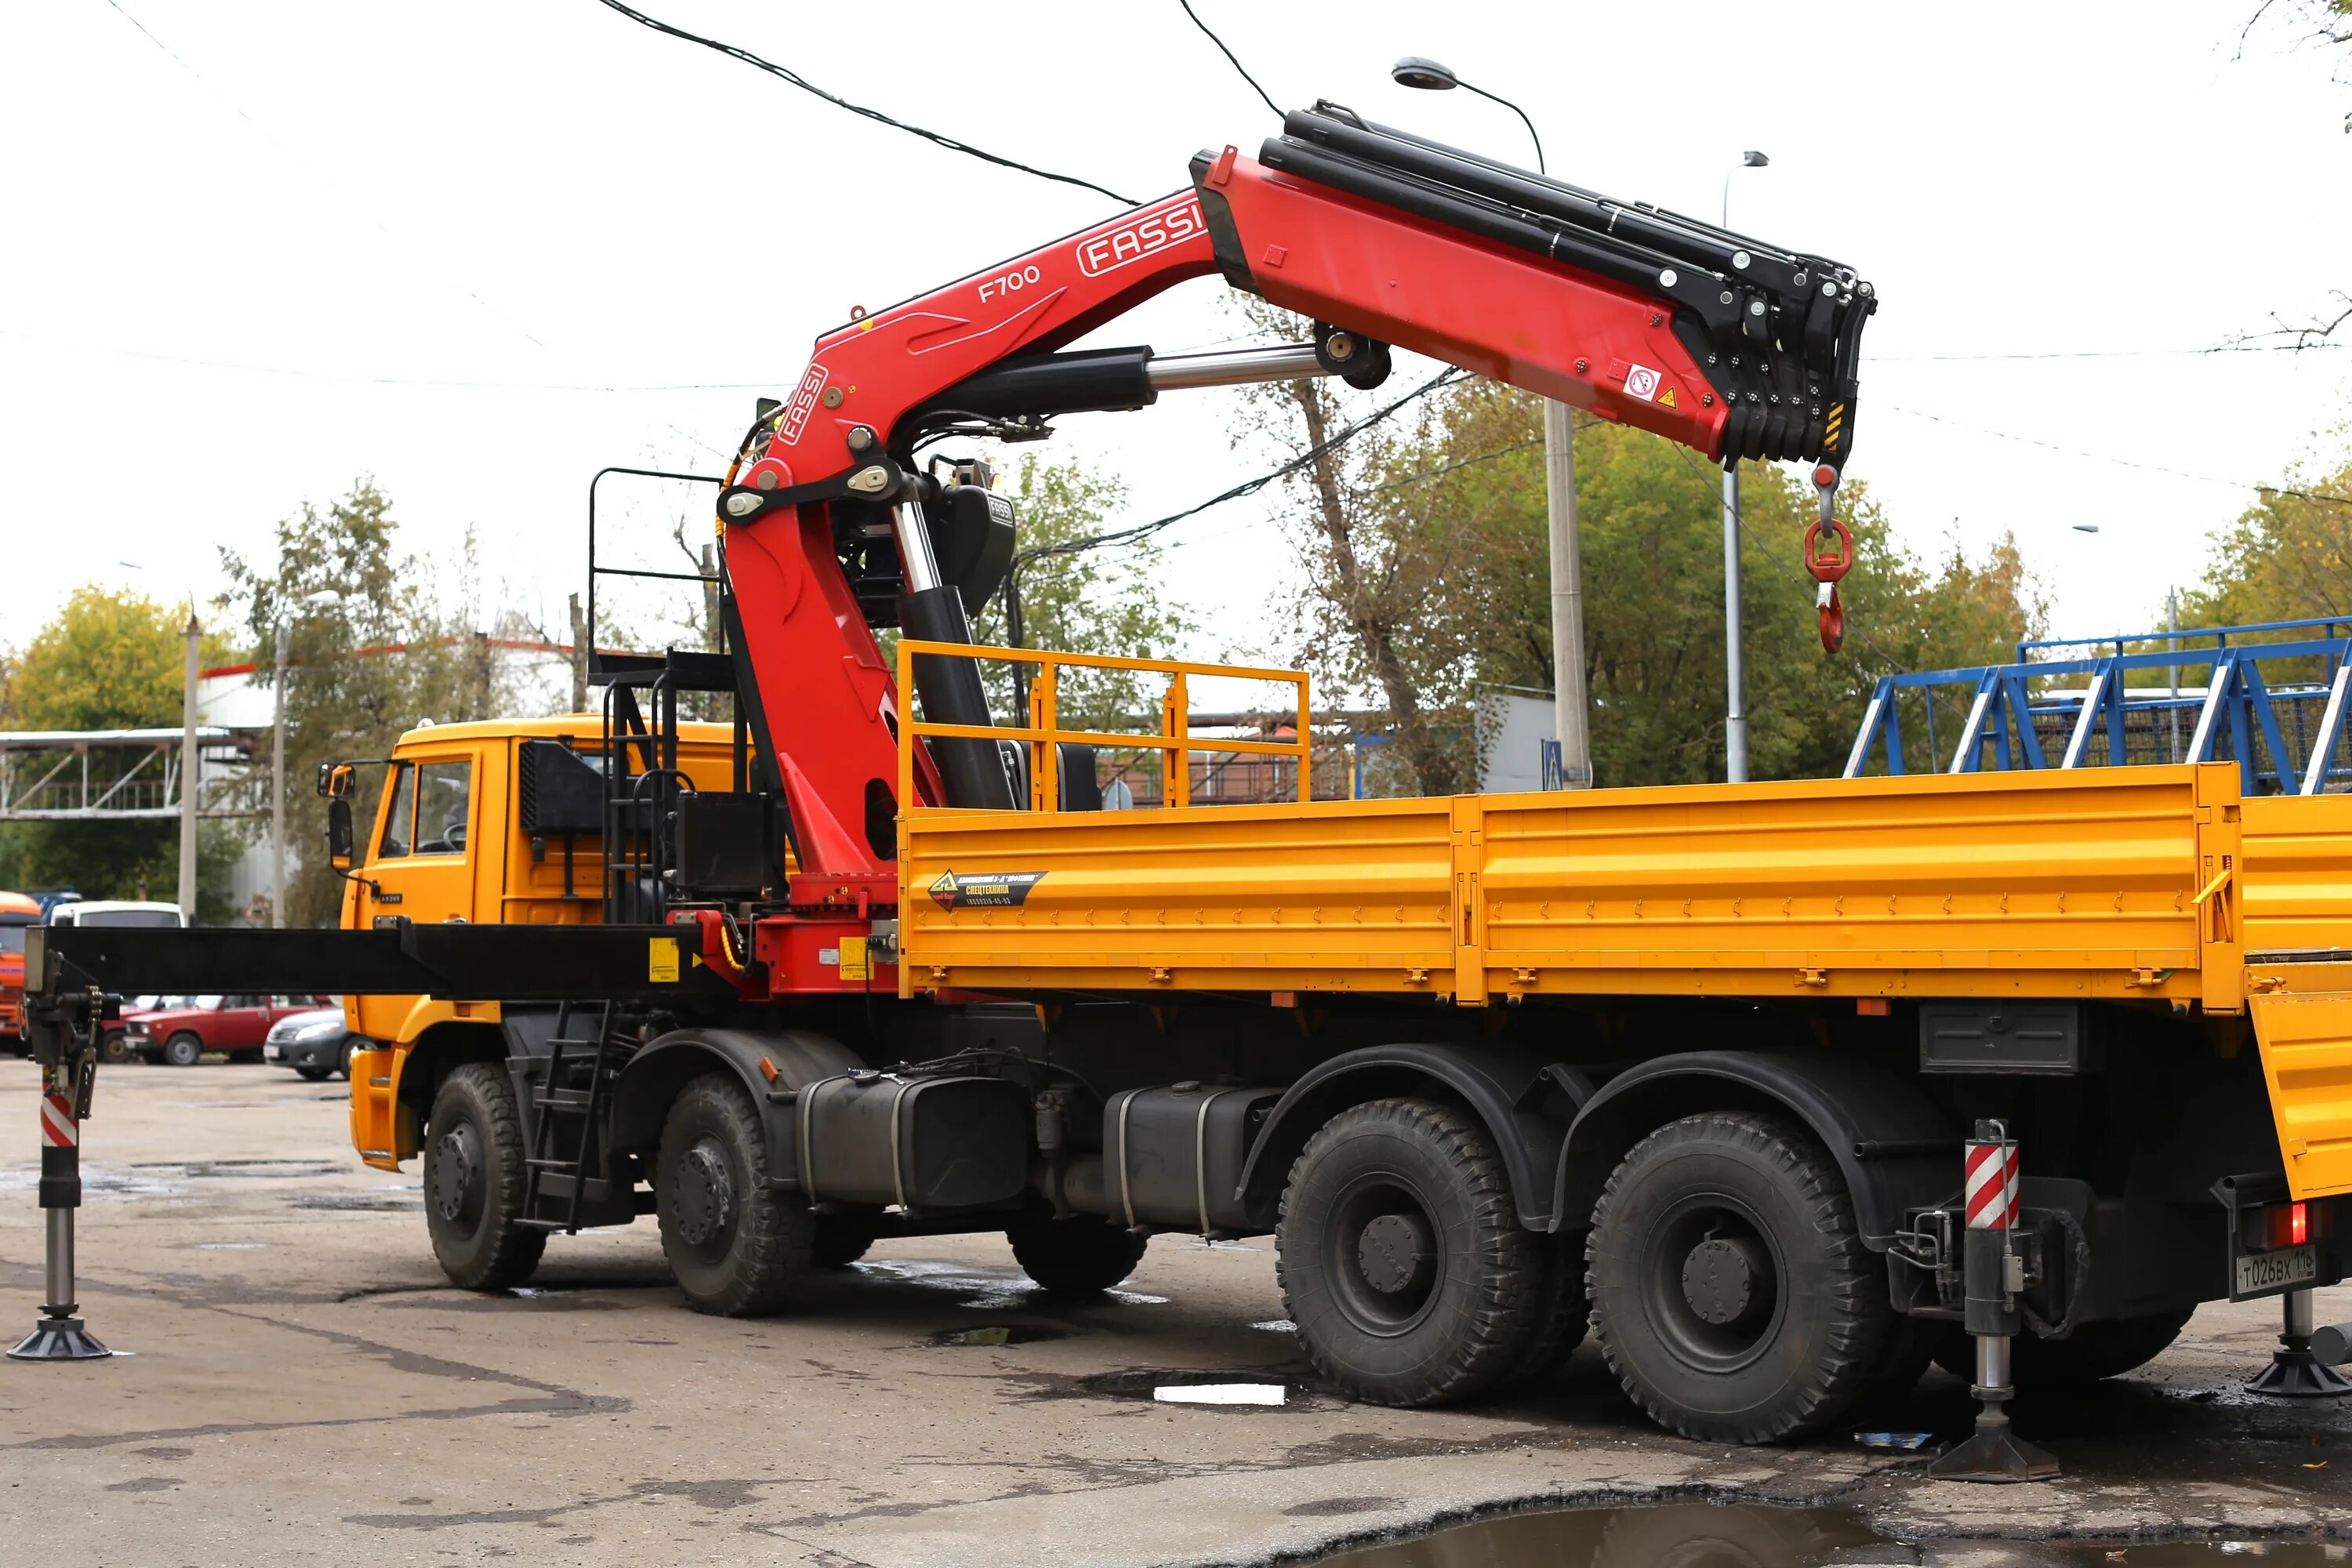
[2248,1345,2352,1398]
[8,1314,111,1361]
[1926,1393,2059,1483]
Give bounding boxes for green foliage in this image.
[220,478,524,927]
[0,587,245,915]
[1256,373,2042,789]
[970,457,1196,732]
[2179,448,2352,627]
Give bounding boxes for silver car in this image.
[262,1006,364,1081]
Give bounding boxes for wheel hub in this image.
[430,1123,481,1225]
[670,1137,735,1247]
[1356,1210,1436,1296]
[1681,1234,1769,1326]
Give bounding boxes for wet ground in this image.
[4,1058,2351,1566]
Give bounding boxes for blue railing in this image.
[1845,622,2352,796]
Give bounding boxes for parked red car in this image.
[126,995,335,1067]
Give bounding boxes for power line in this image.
[1178,1,1282,119]
[1867,343,2346,363]
[0,331,774,393]
[589,0,1138,205]
[1016,368,1468,567]
[1880,404,2352,509]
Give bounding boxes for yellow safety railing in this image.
[894,640,1312,811]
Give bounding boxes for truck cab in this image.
[336,716,745,1169]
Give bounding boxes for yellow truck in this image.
[26,109,2352,1462]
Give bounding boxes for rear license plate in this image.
[263,1045,281,1061]
[2237,1244,2319,1298]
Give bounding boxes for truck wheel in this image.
[163,1033,205,1068]
[424,1063,546,1290]
[655,1073,809,1316]
[1864,1316,1942,1406]
[1277,1098,1542,1408]
[1504,1232,1592,1384]
[1006,1214,1147,1295]
[1586,1111,1891,1443]
[811,1211,881,1269]
[1934,1307,2196,1386]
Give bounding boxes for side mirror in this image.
[328,798,354,871]
[317,761,354,800]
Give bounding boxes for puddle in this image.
[1250,1319,1298,1334]
[291,1193,421,1211]
[194,1243,270,1251]
[1154,1382,1283,1406]
[1305,1501,2352,1566]
[0,1165,184,1197]
[129,1158,343,1181]
[1067,1368,1312,1408]
[929,1324,1069,1347]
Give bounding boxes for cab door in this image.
[351,750,487,1042]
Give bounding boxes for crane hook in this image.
[1806,463,1852,655]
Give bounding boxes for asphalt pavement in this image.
[3,1058,2349,1566]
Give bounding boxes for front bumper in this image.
[265,1034,345,1069]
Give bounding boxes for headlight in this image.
[292,1020,342,1042]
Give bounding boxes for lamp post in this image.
[1721,149,1769,784]
[271,590,343,928]
[1392,57,1588,787]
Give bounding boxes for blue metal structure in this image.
[1845,617,2352,796]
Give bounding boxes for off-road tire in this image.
[1007,1214,1148,1296]
[1278,1098,1544,1408]
[423,1062,546,1290]
[812,1210,882,1269]
[1934,1306,2197,1387]
[295,1064,334,1083]
[1587,1111,1892,1443]
[1863,1316,1943,1407]
[1503,1231,1592,1385]
[655,1073,809,1316]
[163,1032,205,1068]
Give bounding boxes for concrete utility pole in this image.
[1388,56,1587,787]
[569,593,591,713]
[1544,398,1590,787]
[1722,151,1769,785]
[177,609,201,920]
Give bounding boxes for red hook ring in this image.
[1803,517,1854,584]
[1818,585,1846,654]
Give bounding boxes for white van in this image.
[47,901,187,930]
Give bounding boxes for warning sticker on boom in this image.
[928,870,1047,911]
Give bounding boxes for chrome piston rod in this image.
[1145,343,1330,390]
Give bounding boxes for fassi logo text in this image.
[1076,198,1206,278]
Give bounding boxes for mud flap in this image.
[2247,958,2352,1200]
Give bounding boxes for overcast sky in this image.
[5,2,2348,673]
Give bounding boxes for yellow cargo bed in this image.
[894,643,2352,1199]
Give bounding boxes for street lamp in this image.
[1388,57,1545,172]
[272,589,343,929]
[1392,57,1589,788]
[1721,149,1769,785]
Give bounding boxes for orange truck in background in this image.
[0,891,42,1042]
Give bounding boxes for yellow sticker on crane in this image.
[1657,387,1678,408]
[839,937,870,981]
[648,938,681,984]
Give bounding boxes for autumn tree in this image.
[0,588,242,910]
[221,478,528,926]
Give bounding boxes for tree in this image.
[1240,355,2041,791]
[971,456,1196,733]
[0,587,243,913]
[2179,448,2352,626]
[220,479,525,926]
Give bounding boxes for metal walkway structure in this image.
[0,726,256,822]
[1845,617,2352,796]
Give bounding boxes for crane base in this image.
[8,1315,111,1362]
[2248,1345,2352,1399]
[1926,1410,2059,1483]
